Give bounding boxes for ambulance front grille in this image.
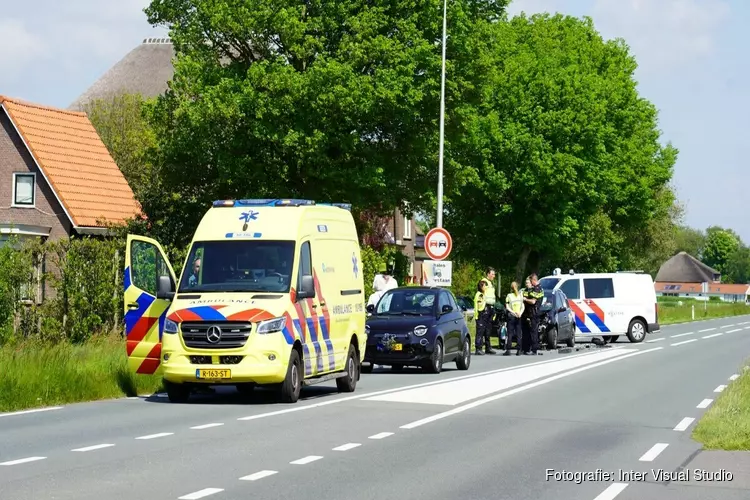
[180,322,253,349]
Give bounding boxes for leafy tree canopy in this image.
[703,225,741,276]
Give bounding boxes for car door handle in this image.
[127,302,139,311]
[319,302,326,307]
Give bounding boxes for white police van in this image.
[539,269,659,343]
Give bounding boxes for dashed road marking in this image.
[178,488,224,499]
[240,470,278,481]
[639,443,669,462]
[699,328,716,333]
[368,432,394,440]
[671,339,698,346]
[191,423,224,430]
[703,333,723,339]
[72,443,115,452]
[670,332,694,338]
[697,399,713,409]
[593,482,628,500]
[646,338,664,343]
[333,443,361,451]
[727,329,742,333]
[714,385,727,393]
[721,325,735,329]
[674,417,695,431]
[0,406,63,418]
[135,432,173,440]
[730,374,739,381]
[0,456,46,466]
[290,455,323,465]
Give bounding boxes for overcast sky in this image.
[1,0,746,242]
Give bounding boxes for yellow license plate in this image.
[196,369,231,379]
[392,344,402,351]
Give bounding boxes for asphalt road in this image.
[2,315,750,500]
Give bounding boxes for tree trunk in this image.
[515,246,532,284]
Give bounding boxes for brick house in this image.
[0,95,141,300]
[384,206,427,283]
[655,251,749,302]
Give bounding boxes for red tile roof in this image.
[0,95,141,228]
[656,281,749,295]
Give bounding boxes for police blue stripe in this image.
[574,316,591,333]
[124,293,155,337]
[586,313,610,333]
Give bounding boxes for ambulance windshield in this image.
[178,240,295,293]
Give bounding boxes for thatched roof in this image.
[68,38,175,111]
[655,251,721,283]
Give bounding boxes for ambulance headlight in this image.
[257,317,285,334]
[413,325,428,336]
[164,319,178,334]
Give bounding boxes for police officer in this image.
[522,273,545,355]
[473,280,488,355]
[479,267,497,354]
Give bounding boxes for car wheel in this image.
[279,349,302,403]
[424,339,443,374]
[565,328,575,348]
[626,319,646,343]
[547,326,558,350]
[165,381,191,404]
[456,336,471,370]
[336,343,358,393]
[604,335,619,343]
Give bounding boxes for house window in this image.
[403,215,411,239]
[13,173,35,207]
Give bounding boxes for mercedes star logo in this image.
[206,325,222,344]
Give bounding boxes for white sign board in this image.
[422,260,452,287]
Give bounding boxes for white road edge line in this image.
[670,332,695,338]
[674,417,695,431]
[368,432,394,440]
[639,443,669,462]
[178,488,224,500]
[714,385,727,393]
[699,328,717,333]
[593,482,628,500]
[730,374,739,381]
[236,348,620,421]
[697,399,713,409]
[0,406,63,418]
[240,470,278,481]
[290,455,323,465]
[0,456,46,466]
[135,432,174,440]
[671,339,698,346]
[72,443,115,452]
[333,443,362,451]
[399,347,663,430]
[191,423,224,430]
[703,333,723,339]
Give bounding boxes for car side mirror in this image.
[297,275,315,299]
[157,275,175,300]
[366,304,375,314]
[558,306,566,313]
[460,305,467,311]
[441,304,453,314]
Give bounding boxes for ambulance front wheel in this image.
[164,380,191,403]
[627,319,646,343]
[280,349,302,403]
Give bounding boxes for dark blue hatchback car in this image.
[363,286,471,374]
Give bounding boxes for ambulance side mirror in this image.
[157,275,175,300]
[297,275,315,300]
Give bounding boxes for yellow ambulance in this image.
[123,199,367,403]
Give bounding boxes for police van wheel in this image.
[424,339,443,374]
[336,343,358,393]
[456,336,471,370]
[627,319,646,343]
[280,349,302,403]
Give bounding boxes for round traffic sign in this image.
[424,227,452,261]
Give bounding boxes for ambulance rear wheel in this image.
[627,319,646,343]
[336,343,358,393]
[280,349,302,403]
[165,381,190,403]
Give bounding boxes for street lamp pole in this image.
[436,0,447,228]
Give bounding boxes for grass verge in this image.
[693,363,750,450]
[659,301,750,325]
[0,335,162,413]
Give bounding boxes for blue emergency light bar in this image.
[212,199,352,211]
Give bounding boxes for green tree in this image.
[674,225,706,259]
[141,0,509,250]
[443,13,677,281]
[725,244,750,284]
[702,226,741,275]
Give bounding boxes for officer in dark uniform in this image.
[479,267,497,355]
[522,273,545,355]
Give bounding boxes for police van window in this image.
[559,279,580,300]
[540,278,559,290]
[583,278,614,299]
[177,240,295,293]
[297,241,313,289]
